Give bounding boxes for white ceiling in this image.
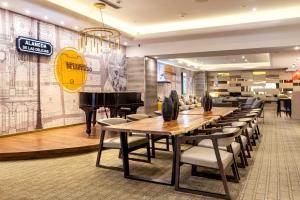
[87,0,300,26]
[158,53,271,71]
[3,0,300,44]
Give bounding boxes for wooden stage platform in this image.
[0,125,100,161]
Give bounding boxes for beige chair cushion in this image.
[250,110,260,113]
[241,135,248,147]
[252,108,261,111]
[223,127,240,134]
[246,113,257,117]
[181,146,233,169]
[251,122,257,129]
[103,136,148,148]
[198,139,241,156]
[209,129,237,147]
[98,118,128,126]
[247,127,253,137]
[231,121,247,127]
[239,118,252,122]
[127,114,149,120]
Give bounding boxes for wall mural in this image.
[0,9,127,136]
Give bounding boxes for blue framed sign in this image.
[16,36,53,56]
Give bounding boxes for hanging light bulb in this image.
[78,3,121,54]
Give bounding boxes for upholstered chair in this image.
[96,118,151,170]
[127,114,170,158]
[175,128,240,199]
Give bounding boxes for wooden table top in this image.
[103,107,237,136]
[180,107,237,117]
[102,114,219,136]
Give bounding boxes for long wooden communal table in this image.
[180,107,238,117]
[102,114,218,185]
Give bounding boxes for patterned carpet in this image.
[1,104,300,200]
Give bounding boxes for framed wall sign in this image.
[16,36,53,56]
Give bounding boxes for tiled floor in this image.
[1,104,300,200]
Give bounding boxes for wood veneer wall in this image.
[145,58,158,114]
[194,71,207,97]
[126,57,145,113]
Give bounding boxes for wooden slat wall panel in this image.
[194,72,207,97]
[126,57,145,93]
[126,57,145,113]
[145,58,158,114]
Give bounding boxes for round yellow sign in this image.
[54,47,90,93]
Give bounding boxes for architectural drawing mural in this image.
[0,8,127,136]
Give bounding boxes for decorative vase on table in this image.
[162,97,173,121]
[169,90,179,120]
[201,91,213,112]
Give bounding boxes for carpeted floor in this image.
[1,104,300,200]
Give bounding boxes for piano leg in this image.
[92,110,97,126]
[131,107,138,114]
[85,111,93,135]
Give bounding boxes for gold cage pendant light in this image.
[78,3,121,54]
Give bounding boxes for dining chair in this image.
[175,128,240,200]
[199,125,248,167]
[219,112,259,147]
[127,113,170,158]
[217,117,254,152]
[96,118,151,170]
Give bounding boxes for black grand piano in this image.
[79,92,144,135]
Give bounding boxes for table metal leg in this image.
[171,135,178,185]
[120,132,129,177]
[120,132,178,186]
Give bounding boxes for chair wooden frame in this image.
[127,114,170,158]
[219,113,260,148]
[175,131,239,200]
[96,120,151,170]
[200,125,248,167]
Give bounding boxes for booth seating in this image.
[179,95,202,111]
[96,118,151,170]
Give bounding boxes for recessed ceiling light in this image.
[2,2,8,7]
[44,16,48,20]
[60,21,64,25]
[25,10,30,14]
[252,7,257,12]
[123,42,128,46]
[242,55,245,59]
[294,46,300,51]
[74,26,79,30]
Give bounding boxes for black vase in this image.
[201,91,212,112]
[162,97,173,121]
[169,90,179,120]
